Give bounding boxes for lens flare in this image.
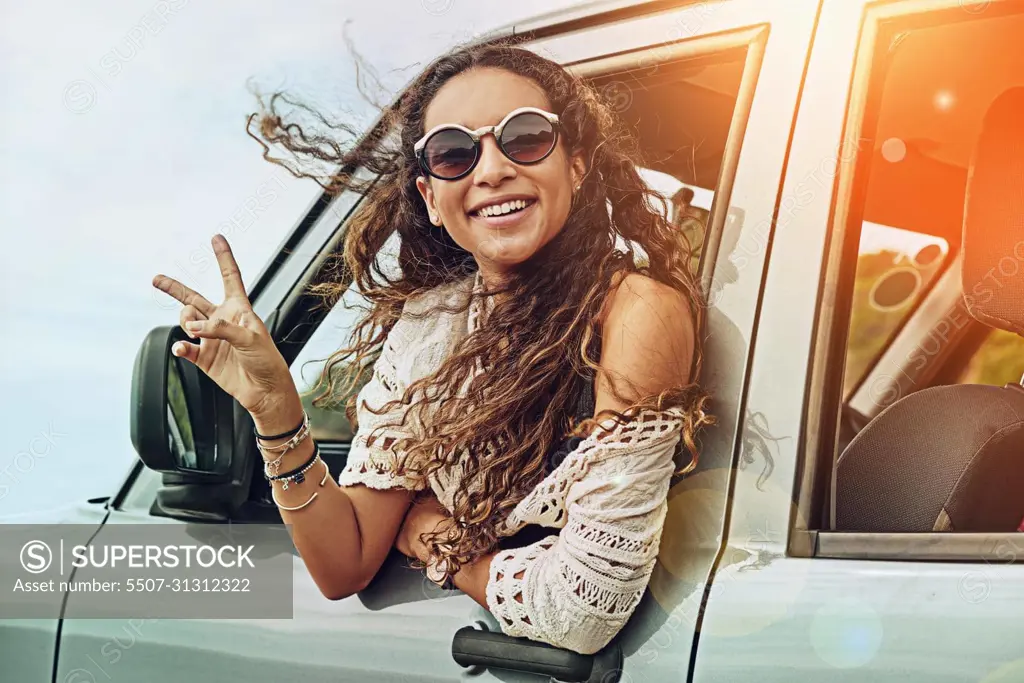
[934,90,956,111]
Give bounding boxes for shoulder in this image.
[600,271,695,339]
[595,271,697,407]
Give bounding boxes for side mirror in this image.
[130,325,230,478]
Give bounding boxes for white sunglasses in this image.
[413,106,562,180]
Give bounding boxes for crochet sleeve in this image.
[336,275,478,492]
[336,321,425,492]
[485,411,681,655]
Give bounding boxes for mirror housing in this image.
[130,325,231,479]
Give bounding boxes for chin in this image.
[475,232,547,268]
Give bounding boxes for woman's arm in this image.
[261,316,426,601]
[394,494,495,608]
[595,271,696,412]
[256,387,416,601]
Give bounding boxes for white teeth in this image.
[478,199,530,217]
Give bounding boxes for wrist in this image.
[250,389,304,437]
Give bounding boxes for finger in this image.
[212,234,247,300]
[171,339,200,364]
[179,304,208,339]
[185,317,254,348]
[152,275,216,317]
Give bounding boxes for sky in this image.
[0,0,585,517]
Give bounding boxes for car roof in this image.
[493,0,696,40]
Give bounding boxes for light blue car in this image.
[5,0,1024,681]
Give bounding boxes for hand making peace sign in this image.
[151,234,297,419]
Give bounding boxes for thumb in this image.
[171,339,200,365]
[187,317,253,348]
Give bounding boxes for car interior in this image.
[835,86,1024,533]
[827,10,1024,532]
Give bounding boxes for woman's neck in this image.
[474,260,517,306]
[475,260,510,289]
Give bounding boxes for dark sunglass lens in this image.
[424,129,477,178]
[500,112,556,163]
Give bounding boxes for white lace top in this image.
[336,273,685,655]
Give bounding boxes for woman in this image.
[151,39,712,655]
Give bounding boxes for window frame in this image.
[567,29,764,304]
[793,0,1024,560]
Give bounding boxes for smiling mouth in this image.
[469,198,537,218]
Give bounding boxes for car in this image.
[4,0,1024,681]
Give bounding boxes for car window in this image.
[956,329,1024,386]
[592,51,746,274]
[290,233,399,442]
[290,175,706,444]
[843,224,950,393]
[834,9,1024,407]
[290,50,748,445]
[819,6,1024,533]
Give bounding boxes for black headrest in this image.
[962,87,1024,335]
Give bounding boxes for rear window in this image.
[843,223,950,393]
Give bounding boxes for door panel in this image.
[696,557,1024,682]
[0,503,107,683]
[56,508,482,683]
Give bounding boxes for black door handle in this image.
[451,623,623,682]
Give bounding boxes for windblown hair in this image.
[247,37,714,578]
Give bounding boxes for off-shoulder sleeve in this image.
[336,322,425,492]
[485,410,682,655]
[337,275,476,492]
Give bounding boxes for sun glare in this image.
[934,90,956,111]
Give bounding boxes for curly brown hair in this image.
[247,37,713,578]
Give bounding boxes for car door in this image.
[694,1,1024,681]
[0,501,109,683]
[54,2,816,681]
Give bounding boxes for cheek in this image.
[438,192,463,215]
[433,184,470,228]
[537,168,573,225]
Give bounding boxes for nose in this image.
[472,133,517,187]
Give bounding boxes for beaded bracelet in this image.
[271,458,330,511]
[265,444,320,490]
